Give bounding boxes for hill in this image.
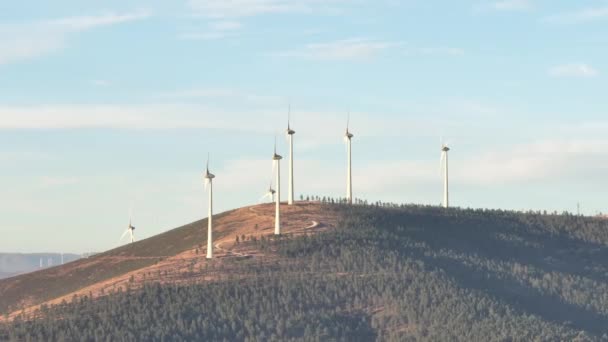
[2,201,608,341]
[0,202,338,319]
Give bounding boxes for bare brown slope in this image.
[0,202,339,319]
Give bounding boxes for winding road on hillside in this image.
[208,204,321,259]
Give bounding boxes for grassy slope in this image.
[0,209,236,315]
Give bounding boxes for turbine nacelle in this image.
[345,131,354,140]
[273,153,283,161]
[287,104,295,135]
[204,171,216,180]
[441,145,450,152]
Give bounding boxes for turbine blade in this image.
[260,192,271,202]
[129,201,133,223]
[204,177,210,191]
[347,111,350,132]
[119,229,130,242]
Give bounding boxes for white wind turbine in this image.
[260,181,276,203]
[344,115,354,204]
[119,207,136,244]
[440,140,450,208]
[204,154,216,259]
[286,106,296,205]
[273,138,283,235]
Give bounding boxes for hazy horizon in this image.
[1,0,607,253]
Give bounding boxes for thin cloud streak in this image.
[542,6,608,23]
[186,0,348,18]
[273,38,401,61]
[0,11,151,65]
[473,0,533,13]
[493,0,533,11]
[548,64,599,78]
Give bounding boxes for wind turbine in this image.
[440,141,450,208]
[119,209,136,244]
[344,115,354,204]
[273,138,283,235]
[286,105,296,205]
[204,154,215,259]
[260,181,276,203]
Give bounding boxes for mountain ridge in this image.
[2,201,608,340]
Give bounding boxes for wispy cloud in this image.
[404,47,465,57]
[273,38,400,61]
[178,20,243,40]
[0,11,150,65]
[186,0,347,18]
[474,0,533,12]
[548,63,599,78]
[90,79,111,87]
[211,138,608,206]
[543,6,608,23]
[163,87,283,105]
[492,0,533,11]
[183,0,350,41]
[357,139,608,193]
[0,104,232,130]
[40,176,80,188]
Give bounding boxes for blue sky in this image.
[1,0,607,253]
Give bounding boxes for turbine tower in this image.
[273,140,283,235]
[440,143,450,208]
[344,116,354,204]
[286,106,296,205]
[128,218,135,243]
[204,154,216,259]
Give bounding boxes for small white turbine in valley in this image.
[440,142,450,208]
[344,115,354,204]
[273,139,283,235]
[204,155,216,259]
[286,106,296,205]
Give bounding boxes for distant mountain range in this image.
[0,253,81,279]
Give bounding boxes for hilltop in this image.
[0,202,339,320]
[2,201,608,341]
